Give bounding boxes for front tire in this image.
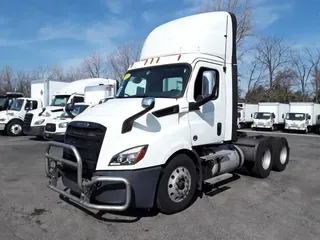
[6,120,23,136]
[156,154,198,215]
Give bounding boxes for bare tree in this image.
[0,65,14,93]
[246,59,266,93]
[311,65,320,102]
[15,69,32,96]
[199,0,254,61]
[255,36,292,89]
[64,66,88,82]
[290,48,320,100]
[106,41,142,82]
[32,66,51,80]
[82,52,106,78]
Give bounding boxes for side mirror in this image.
[282,114,284,119]
[308,115,311,120]
[272,113,276,119]
[141,97,155,109]
[24,101,31,110]
[65,103,75,112]
[201,70,217,99]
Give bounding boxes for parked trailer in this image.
[44,11,290,215]
[252,102,289,131]
[237,103,258,129]
[285,102,320,133]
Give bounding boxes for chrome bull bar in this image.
[45,141,132,211]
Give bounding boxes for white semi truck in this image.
[0,97,43,136]
[43,84,115,141]
[31,79,69,107]
[237,103,258,129]
[285,102,320,133]
[44,12,290,215]
[252,102,289,131]
[23,78,118,139]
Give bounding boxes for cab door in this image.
[187,61,226,146]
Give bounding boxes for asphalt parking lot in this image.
[0,131,319,240]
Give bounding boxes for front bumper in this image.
[23,126,45,137]
[285,125,306,130]
[252,124,272,129]
[45,141,162,211]
[43,131,65,142]
[0,123,6,131]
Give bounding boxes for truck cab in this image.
[285,112,311,133]
[43,102,92,142]
[252,112,275,130]
[23,78,117,139]
[0,97,43,136]
[43,83,115,141]
[0,92,24,111]
[44,12,290,215]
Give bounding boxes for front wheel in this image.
[6,120,23,136]
[156,154,198,215]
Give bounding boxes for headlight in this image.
[58,122,68,128]
[109,145,148,166]
[34,119,45,125]
[0,118,6,122]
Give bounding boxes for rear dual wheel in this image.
[271,137,289,172]
[249,137,274,178]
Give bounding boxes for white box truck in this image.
[43,84,116,142]
[31,80,69,107]
[252,102,289,131]
[44,11,290,215]
[23,78,118,139]
[237,103,258,129]
[0,97,43,136]
[285,102,320,133]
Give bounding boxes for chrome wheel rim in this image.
[11,124,22,135]
[280,146,288,164]
[168,167,191,203]
[262,149,272,170]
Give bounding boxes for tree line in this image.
[1,0,320,104]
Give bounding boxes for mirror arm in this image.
[121,102,155,134]
[189,84,218,111]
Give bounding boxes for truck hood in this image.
[73,98,178,124]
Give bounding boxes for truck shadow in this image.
[58,194,159,223]
[201,173,241,197]
[58,174,242,222]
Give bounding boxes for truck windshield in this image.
[51,95,70,106]
[8,99,24,111]
[116,64,191,98]
[0,97,6,107]
[286,113,305,120]
[60,105,89,118]
[254,112,271,120]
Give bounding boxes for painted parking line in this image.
[240,130,320,138]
